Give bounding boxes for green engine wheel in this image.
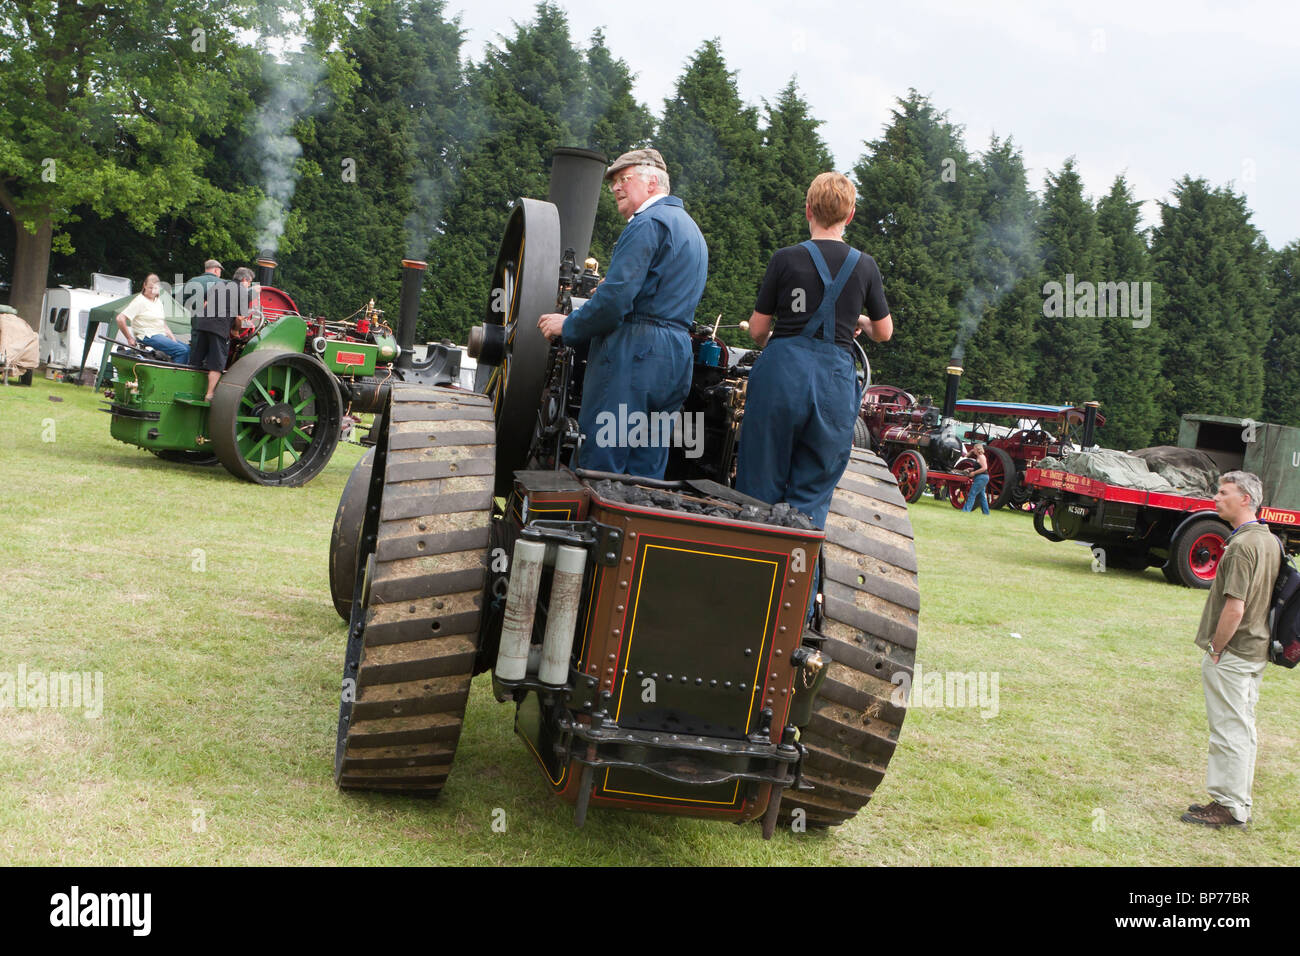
[210,349,343,486]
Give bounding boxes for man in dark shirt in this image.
[185,259,232,402]
[735,172,892,528]
[1182,470,1279,829]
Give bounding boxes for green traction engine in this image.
[104,259,462,486]
[328,149,921,836]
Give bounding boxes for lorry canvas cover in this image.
[1035,447,1218,496]
[1179,414,1300,512]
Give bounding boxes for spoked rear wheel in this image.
[481,198,561,496]
[210,350,342,486]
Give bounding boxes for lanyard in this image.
[1228,519,1263,538]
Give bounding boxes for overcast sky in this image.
[449,0,1299,249]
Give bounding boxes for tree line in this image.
[3,0,1297,448]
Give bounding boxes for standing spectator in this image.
[961,444,990,515]
[1182,471,1279,830]
[115,274,189,364]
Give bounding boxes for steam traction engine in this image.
[329,148,921,835]
[860,365,1017,510]
[104,257,463,486]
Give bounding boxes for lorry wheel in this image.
[334,386,496,795]
[782,447,919,828]
[888,449,927,503]
[1168,517,1228,589]
[211,350,343,486]
[329,448,374,622]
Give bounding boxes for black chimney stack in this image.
[548,147,607,266]
[1081,401,1100,449]
[255,254,277,288]
[396,259,426,372]
[941,365,963,420]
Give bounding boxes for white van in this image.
[37,274,132,374]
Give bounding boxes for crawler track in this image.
[784,447,920,827]
[334,386,496,794]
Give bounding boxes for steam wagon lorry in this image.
[1026,414,1300,587]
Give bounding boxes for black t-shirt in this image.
[754,240,890,351]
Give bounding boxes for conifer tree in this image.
[848,90,978,396]
[1092,175,1163,449]
[1261,242,1299,426]
[656,40,764,331]
[757,79,835,257]
[961,135,1039,400]
[1151,177,1271,439]
[1034,158,1102,405]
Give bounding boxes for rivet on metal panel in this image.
[607,653,616,661]
[612,629,620,636]
[789,578,796,586]
[624,556,632,563]
[779,626,787,634]
[744,648,752,656]
[616,605,625,612]
[619,580,628,588]
[724,681,732,688]
[783,602,791,609]
[775,649,782,656]
[709,680,717,687]
[606,667,614,675]
[417,522,427,531]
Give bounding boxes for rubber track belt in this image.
[334,386,495,794]
[781,447,920,828]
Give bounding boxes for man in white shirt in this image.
[115,274,189,364]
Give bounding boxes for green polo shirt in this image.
[1194,521,1280,663]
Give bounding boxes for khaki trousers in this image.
[1200,649,1266,822]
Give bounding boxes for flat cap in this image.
[204,259,224,272]
[605,148,667,181]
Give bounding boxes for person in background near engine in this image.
[1183,470,1279,830]
[961,443,990,515]
[537,148,708,479]
[735,171,893,528]
[115,274,189,364]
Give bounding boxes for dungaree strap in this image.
[799,240,862,342]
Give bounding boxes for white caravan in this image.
[37,273,132,374]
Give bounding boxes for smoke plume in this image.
[253,51,327,256]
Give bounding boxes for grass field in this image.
[1,378,1296,866]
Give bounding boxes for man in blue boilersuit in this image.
[538,148,708,479]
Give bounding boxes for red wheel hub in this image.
[1189,532,1225,579]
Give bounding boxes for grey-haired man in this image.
[1182,470,1278,830]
